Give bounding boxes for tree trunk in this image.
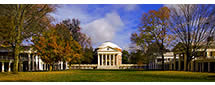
[69,64,71,70]
[161,54,165,70]
[13,42,19,73]
[173,54,176,70]
[13,5,25,74]
[49,64,52,71]
[184,54,187,71]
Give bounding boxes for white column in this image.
[66,61,69,69]
[35,55,38,71]
[101,54,104,66]
[109,54,111,66]
[61,62,63,70]
[28,53,31,71]
[8,61,11,72]
[39,56,43,70]
[2,62,4,72]
[113,54,115,66]
[207,51,210,58]
[98,54,100,66]
[116,54,118,66]
[105,54,107,66]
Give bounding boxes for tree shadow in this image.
[0,80,32,82]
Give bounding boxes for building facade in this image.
[0,42,146,72]
[0,47,65,72]
[150,49,215,72]
[96,41,122,69]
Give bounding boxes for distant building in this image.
[0,42,146,72]
[149,52,178,70]
[150,48,215,72]
[0,46,65,72]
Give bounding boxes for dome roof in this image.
[98,41,121,50]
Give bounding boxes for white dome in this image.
[98,41,121,50]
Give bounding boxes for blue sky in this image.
[50,4,163,50]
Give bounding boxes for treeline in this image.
[130,5,215,71]
[0,5,95,73]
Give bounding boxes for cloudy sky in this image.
[50,4,163,50]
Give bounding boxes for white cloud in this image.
[50,5,140,49]
[50,5,96,24]
[123,5,138,11]
[164,4,182,15]
[112,4,139,12]
[83,12,124,44]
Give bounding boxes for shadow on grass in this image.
[0,80,32,82]
[207,75,215,80]
[130,73,215,82]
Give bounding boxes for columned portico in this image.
[113,54,115,66]
[101,54,104,66]
[32,54,35,71]
[109,54,111,66]
[97,41,122,69]
[105,54,107,65]
[97,53,121,69]
[28,53,31,71]
[1,62,4,72]
[8,61,11,72]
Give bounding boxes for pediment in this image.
[97,46,120,52]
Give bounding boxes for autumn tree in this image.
[67,40,83,69]
[0,5,55,73]
[169,5,215,71]
[32,26,65,71]
[131,7,174,70]
[33,22,83,71]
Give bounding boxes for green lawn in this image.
[0,70,215,82]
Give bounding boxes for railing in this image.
[194,56,215,60]
[207,56,215,59]
[69,64,147,67]
[120,64,146,66]
[70,64,97,67]
[0,56,14,61]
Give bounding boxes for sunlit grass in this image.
[0,70,215,82]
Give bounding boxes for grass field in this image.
[0,70,215,82]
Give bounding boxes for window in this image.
[210,52,213,56]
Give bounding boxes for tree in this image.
[82,47,94,64]
[129,50,146,64]
[66,40,83,69]
[169,5,215,71]
[62,19,92,48]
[61,19,93,64]
[0,5,55,73]
[32,26,66,71]
[131,7,174,70]
[122,50,129,64]
[33,22,84,71]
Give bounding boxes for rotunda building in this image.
[97,41,122,69]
